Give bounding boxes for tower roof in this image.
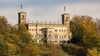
[64,6,66,12]
[63,6,69,15]
[20,4,23,11]
[20,4,22,10]
[19,4,26,13]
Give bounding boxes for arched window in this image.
[22,15,24,19]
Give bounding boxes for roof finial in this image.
[64,6,66,12]
[20,4,23,11]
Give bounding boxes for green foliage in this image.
[70,20,84,44]
[19,32,32,44]
[0,16,8,34]
[18,24,27,32]
[0,15,100,56]
[83,35,99,48]
[87,48,98,56]
[62,43,86,56]
[70,15,100,56]
[0,39,7,56]
[47,43,62,56]
[0,16,63,56]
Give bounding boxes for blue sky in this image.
[0,0,100,24]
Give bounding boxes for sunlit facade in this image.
[18,6,72,44]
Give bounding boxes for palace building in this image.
[18,5,72,44]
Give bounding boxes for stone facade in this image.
[18,7,72,44]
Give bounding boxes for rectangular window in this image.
[55,35,58,38]
[64,35,66,38]
[55,29,57,32]
[30,28,31,31]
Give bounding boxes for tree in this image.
[47,43,62,56]
[96,18,100,33]
[61,43,86,56]
[70,15,100,56]
[87,48,98,56]
[0,39,7,56]
[70,16,84,45]
[21,44,40,56]
[18,24,27,32]
[6,42,17,56]
[0,16,8,34]
[71,16,99,48]
[19,32,32,44]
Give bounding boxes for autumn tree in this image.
[96,18,100,33]
[71,16,99,47]
[47,43,62,56]
[70,15,100,56]
[70,16,84,44]
[18,24,27,32]
[62,43,87,56]
[0,16,8,35]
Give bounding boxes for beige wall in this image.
[27,24,71,44]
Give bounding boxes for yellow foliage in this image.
[87,48,98,56]
[0,34,4,39]
[6,42,16,49]
[6,42,17,55]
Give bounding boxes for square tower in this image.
[18,12,26,24]
[62,6,70,25]
[62,13,70,25]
